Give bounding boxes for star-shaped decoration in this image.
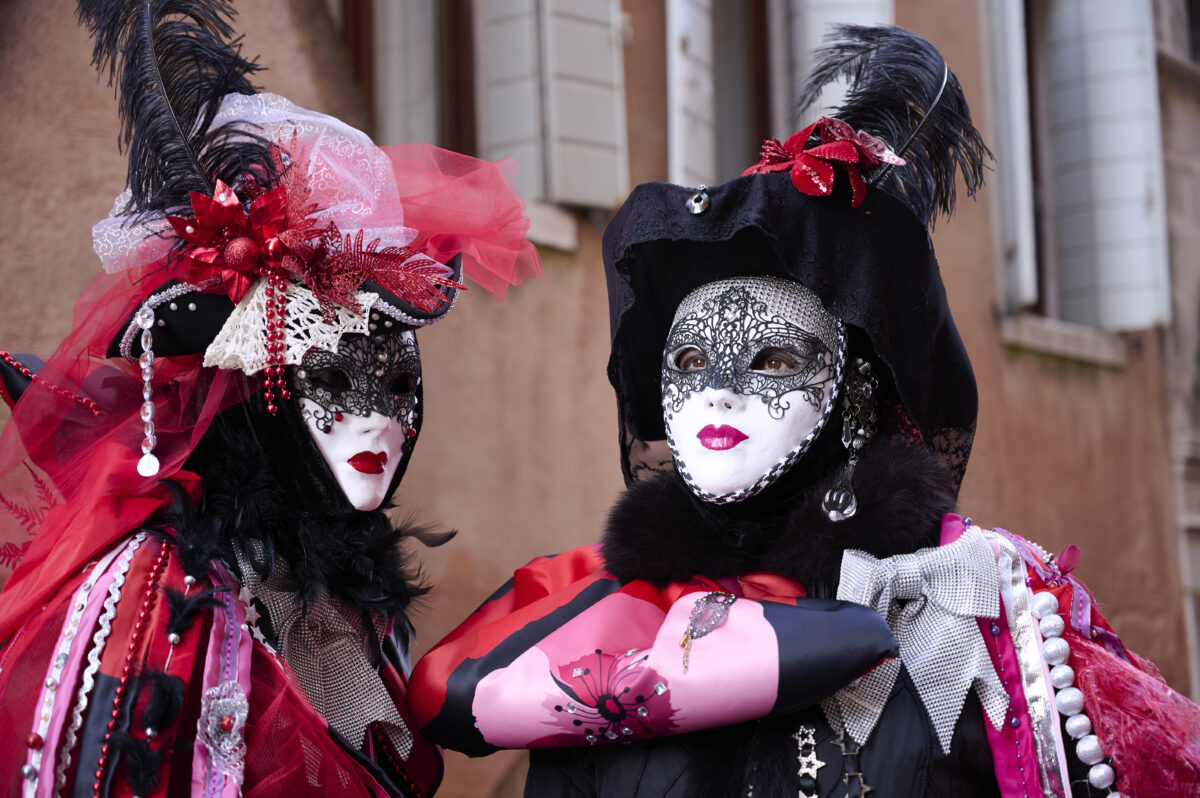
[798,748,826,780]
[834,730,873,797]
[236,586,262,624]
[793,725,825,784]
[843,773,874,797]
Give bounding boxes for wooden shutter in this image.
[476,0,629,208]
[1037,0,1171,329]
[667,0,716,187]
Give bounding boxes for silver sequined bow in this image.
[825,526,1010,752]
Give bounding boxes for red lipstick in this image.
[697,424,748,451]
[348,451,387,474]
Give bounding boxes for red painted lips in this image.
[697,424,748,451]
[348,451,388,474]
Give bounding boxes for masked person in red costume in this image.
[410,26,1200,797]
[0,2,538,796]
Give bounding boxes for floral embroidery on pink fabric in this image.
[549,648,675,745]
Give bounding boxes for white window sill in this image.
[525,201,579,252]
[999,313,1127,368]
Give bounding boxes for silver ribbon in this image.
[234,543,414,758]
[828,526,1010,752]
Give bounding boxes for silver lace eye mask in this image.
[292,331,420,432]
[661,276,846,503]
[662,277,842,418]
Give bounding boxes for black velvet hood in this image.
[602,25,989,497]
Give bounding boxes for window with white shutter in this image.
[666,0,716,187]
[993,0,1171,332]
[666,0,892,188]
[373,0,441,147]
[476,0,629,209]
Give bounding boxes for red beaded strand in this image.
[0,351,101,417]
[372,725,424,798]
[261,271,292,414]
[92,542,169,797]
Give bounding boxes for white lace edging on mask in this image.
[203,282,379,375]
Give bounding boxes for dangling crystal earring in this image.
[134,304,160,477]
[822,359,877,522]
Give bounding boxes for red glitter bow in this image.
[168,179,294,304]
[742,117,905,208]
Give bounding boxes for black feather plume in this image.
[164,584,228,637]
[109,730,167,797]
[150,479,224,580]
[77,0,274,216]
[135,668,186,734]
[797,25,991,225]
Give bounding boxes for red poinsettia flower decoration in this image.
[742,117,905,208]
[167,179,298,304]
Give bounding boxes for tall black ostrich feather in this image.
[798,24,991,225]
[77,0,275,217]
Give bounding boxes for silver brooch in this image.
[685,185,710,214]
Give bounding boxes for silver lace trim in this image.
[54,534,144,794]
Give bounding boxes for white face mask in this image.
[293,331,421,511]
[662,277,844,503]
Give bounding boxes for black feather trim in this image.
[797,24,992,225]
[602,474,760,586]
[602,440,955,594]
[109,730,167,797]
[134,668,186,735]
[164,584,227,637]
[687,718,801,798]
[76,0,274,216]
[148,479,224,580]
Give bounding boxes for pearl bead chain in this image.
[1031,590,1121,794]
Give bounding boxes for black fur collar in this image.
[601,440,957,596]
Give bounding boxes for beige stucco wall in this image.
[1,1,1193,796]
[897,0,1189,692]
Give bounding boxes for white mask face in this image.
[293,331,420,511]
[662,277,844,502]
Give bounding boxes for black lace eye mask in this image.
[662,279,841,419]
[292,331,420,432]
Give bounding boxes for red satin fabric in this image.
[0,261,258,644]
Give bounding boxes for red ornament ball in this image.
[223,236,259,272]
[26,732,43,750]
[219,714,235,733]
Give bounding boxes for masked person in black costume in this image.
[410,25,1200,797]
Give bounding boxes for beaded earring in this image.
[822,359,878,522]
